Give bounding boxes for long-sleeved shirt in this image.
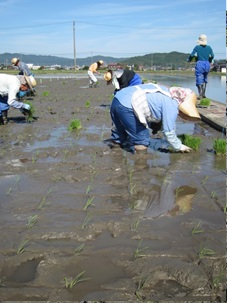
[114,83,182,150]
[0,74,24,108]
[188,45,214,62]
[17,61,32,76]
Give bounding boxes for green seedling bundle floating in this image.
[68,119,82,131]
[179,134,202,151]
[213,138,226,155]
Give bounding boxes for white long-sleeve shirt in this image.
[0,74,23,108]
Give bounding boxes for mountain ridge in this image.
[0,52,224,69]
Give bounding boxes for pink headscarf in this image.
[169,87,193,105]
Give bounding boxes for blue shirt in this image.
[114,83,182,150]
[189,45,214,62]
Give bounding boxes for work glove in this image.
[179,144,192,153]
[20,103,31,115]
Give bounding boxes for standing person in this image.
[0,74,32,125]
[106,83,200,154]
[187,34,214,100]
[11,58,33,76]
[104,69,143,93]
[88,60,103,88]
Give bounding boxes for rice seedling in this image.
[201,176,209,185]
[6,187,12,194]
[210,191,217,198]
[64,271,90,289]
[43,91,50,96]
[85,184,92,195]
[213,138,226,156]
[68,119,82,131]
[38,195,49,210]
[17,239,30,254]
[27,215,38,228]
[74,243,85,256]
[135,276,150,301]
[23,100,36,122]
[85,100,90,108]
[134,240,149,259]
[130,218,141,232]
[81,213,92,229]
[191,222,204,235]
[128,166,136,195]
[83,196,95,210]
[197,244,215,260]
[211,267,225,290]
[178,134,202,151]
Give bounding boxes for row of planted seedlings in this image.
[120,146,226,301]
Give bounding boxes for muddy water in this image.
[0,78,226,301]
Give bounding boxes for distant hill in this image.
[0,52,224,69]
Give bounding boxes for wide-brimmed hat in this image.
[24,75,37,89]
[104,71,112,82]
[11,58,20,65]
[197,34,207,45]
[169,87,200,119]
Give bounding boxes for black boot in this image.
[2,110,8,124]
[202,83,207,98]
[197,85,203,100]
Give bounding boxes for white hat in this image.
[98,60,103,65]
[197,34,207,45]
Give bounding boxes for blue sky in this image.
[0,0,226,59]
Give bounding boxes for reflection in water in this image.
[135,178,197,219]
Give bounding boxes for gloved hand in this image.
[179,144,192,153]
[20,103,31,115]
[23,103,31,110]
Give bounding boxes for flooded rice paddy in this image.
[0,78,226,301]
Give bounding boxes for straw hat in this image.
[178,92,200,118]
[11,57,20,65]
[197,34,207,46]
[169,87,200,119]
[104,71,112,82]
[25,75,37,89]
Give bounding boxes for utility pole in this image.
[73,21,76,71]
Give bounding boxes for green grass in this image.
[43,91,50,96]
[213,138,226,155]
[179,134,202,151]
[68,119,82,131]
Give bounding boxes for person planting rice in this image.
[87,60,103,88]
[0,74,36,124]
[105,83,201,154]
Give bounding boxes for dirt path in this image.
[0,78,225,301]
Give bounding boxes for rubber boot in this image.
[2,110,8,124]
[202,83,207,98]
[197,85,203,100]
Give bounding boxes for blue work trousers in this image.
[0,96,9,116]
[195,61,210,85]
[110,98,150,149]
